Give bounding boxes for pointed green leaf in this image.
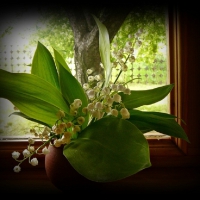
[0,69,70,126]
[10,98,63,127]
[53,48,72,73]
[127,111,177,133]
[93,15,112,87]
[31,41,60,89]
[121,84,174,109]
[128,120,153,133]
[128,109,190,142]
[63,116,151,182]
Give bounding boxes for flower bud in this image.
[117,84,125,92]
[87,89,95,100]
[113,93,121,103]
[110,109,118,117]
[13,165,21,173]
[111,84,118,91]
[104,105,111,113]
[123,88,131,95]
[120,108,130,119]
[66,121,73,128]
[95,102,103,110]
[73,99,82,108]
[27,145,35,152]
[59,122,66,129]
[77,116,85,125]
[88,75,94,82]
[28,137,35,144]
[92,109,101,119]
[63,131,72,138]
[56,110,65,119]
[83,83,90,90]
[54,139,62,147]
[30,158,38,166]
[87,102,95,111]
[42,146,50,155]
[86,68,93,75]
[22,149,30,158]
[73,125,81,133]
[12,151,20,159]
[82,107,88,114]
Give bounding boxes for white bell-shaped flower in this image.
[30,158,38,166]
[111,84,118,91]
[120,108,130,119]
[22,149,30,158]
[87,102,95,111]
[95,102,103,110]
[42,146,50,155]
[110,109,118,117]
[28,137,35,144]
[73,99,82,108]
[117,84,125,92]
[77,116,85,125]
[12,151,20,159]
[113,93,121,103]
[87,89,95,100]
[86,68,93,75]
[83,83,90,90]
[13,165,21,173]
[88,75,95,82]
[123,88,131,95]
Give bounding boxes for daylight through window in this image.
[0,6,170,139]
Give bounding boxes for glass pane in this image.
[110,6,170,139]
[0,6,169,139]
[0,8,42,138]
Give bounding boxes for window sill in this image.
[1,138,199,168]
[0,139,200,194]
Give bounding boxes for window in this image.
[0,5,199,192]
[0,8,75,139]
[0,5,169,139]
[0,5,199,157]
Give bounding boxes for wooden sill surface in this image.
[0,139,200,194]
[1,165,199,194]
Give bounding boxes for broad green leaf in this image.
[31,41,60,89]
[93,15,112,87]
[9,99,62,127]
[127,110,177,133]
[56,61,89,129]
[0,69,70,126]
[64,116,151,182]
[128,109,190,142]
[128,120,153,133]
[121,84,174,109]
[53,48,72,73]
[138,111,177,119]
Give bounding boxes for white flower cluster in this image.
[111,34,136,71]
[81,64,131,121]
[12,137,50,173]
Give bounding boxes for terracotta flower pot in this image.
[45,145,137,194]
[45,145,104,192]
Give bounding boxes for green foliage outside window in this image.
[0,6,168,137]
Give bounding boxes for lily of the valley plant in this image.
[0,16,189,182]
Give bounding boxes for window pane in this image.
[110,6,170,139]
[0,6,170,139]
[0,8,42,138]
